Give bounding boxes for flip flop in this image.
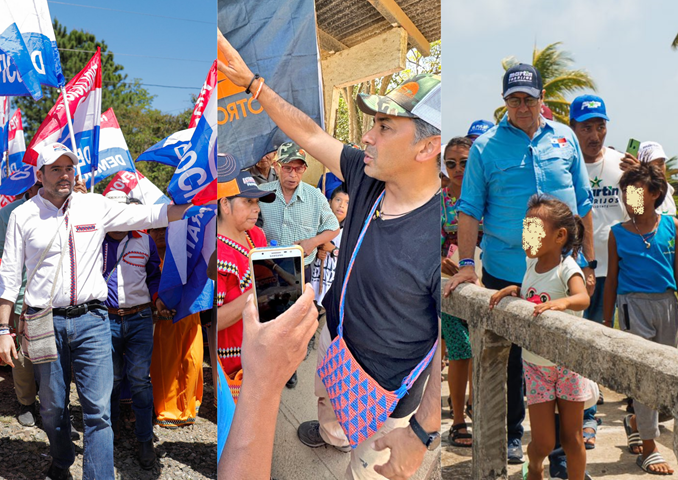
[624,414,642,454]
[583,428,596,450]
[448,423,472,448]
[637,452,674,475]
[522,462,528,480]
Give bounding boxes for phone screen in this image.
[252,256,303,323]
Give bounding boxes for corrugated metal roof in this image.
[316,0,440,51]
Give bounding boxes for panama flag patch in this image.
[551,137,568,148]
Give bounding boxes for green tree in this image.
[493,42,596,124]
[94,103,193,194]
[16,18,155,141]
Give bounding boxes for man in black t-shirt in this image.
[219,32,441,479]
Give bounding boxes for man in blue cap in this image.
[446,63,595,465]
[466,119,494,141]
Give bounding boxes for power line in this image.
[57,47,212,64]
[48,1,214,25]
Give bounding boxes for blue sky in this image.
[442,0,678,156]
[48,0,215,114]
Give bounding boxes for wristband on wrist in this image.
[253,77,265,100]
[458,258,475,268]
[245,74,260,94]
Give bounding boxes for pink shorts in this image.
[523,360,589,406]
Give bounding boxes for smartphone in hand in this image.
[249,245,305,323]
[626,138,640,157]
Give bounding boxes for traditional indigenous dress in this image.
[217,227,267,401]
[150,259,204,428]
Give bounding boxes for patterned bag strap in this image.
[338,190,439,397]
[25,206,70,308]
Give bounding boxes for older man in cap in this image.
[446,63,595,465]
[0,142,193,480]
[219,30,442,479]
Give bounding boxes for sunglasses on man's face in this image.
[505,96,540,108]
[445,160,467,170]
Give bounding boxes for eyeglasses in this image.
[505,96,540,108]
[280,165,307,174]
[445,160,467,170]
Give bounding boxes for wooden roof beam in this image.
[317,28,348,54]
[366,0,430,56]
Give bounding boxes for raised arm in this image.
[217,30,344,179]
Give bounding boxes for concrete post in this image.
[471,327,511,480]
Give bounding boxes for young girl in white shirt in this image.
[490,194,591,480]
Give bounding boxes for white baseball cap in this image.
[638,141,667,163]
[105,191,129,204]
[36,142,79,170]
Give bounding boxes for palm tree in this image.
[494,42,596,124]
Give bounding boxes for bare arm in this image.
[580,210,596,296]
[603,230,619,327]
[167,204,193,223]
[217,30,344,179]
[0,299,17,367]
[218,287,318,479]
[218,292,250,331]
[443,212,480,295]
[296,228,340,257]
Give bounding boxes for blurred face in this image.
[522,212,565,258]
[444,145,469,190]
[330,192,349,223]
[622,183,659,217]
[257,151,275,170]
[226,197,261,232]
[275,160,306,192]
[572,118,607,161]
[505,92,543,135]
[362,113,419,181]
[26,181,42,199]
[36,156,75,201]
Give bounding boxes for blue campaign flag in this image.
[158,207,216,322]
[0,108,35,196]
[136,128,194,168]
[0,2,43,100]
[218,0,322,169]
[167,87,217,204]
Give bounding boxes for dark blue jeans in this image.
[482,268,525,443]
[32,306,114,479]
[109,307,154,442]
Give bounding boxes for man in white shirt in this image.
[0,143,192,480]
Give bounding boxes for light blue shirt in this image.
[457,115,592,283]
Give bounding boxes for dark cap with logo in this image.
[503,64,543,99]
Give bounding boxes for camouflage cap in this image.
[356,73,441,130]
[276,142,308,165]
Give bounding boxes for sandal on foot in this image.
[465,401,473,420]
[448,423,472,448]
[637,452,674,475]
[624,414,642,454]
[583,428,596,450]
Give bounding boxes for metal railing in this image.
[442,283,678,480]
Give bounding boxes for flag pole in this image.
[133,165,148,205]
[61,86,82,178]
[90,168,95,193]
